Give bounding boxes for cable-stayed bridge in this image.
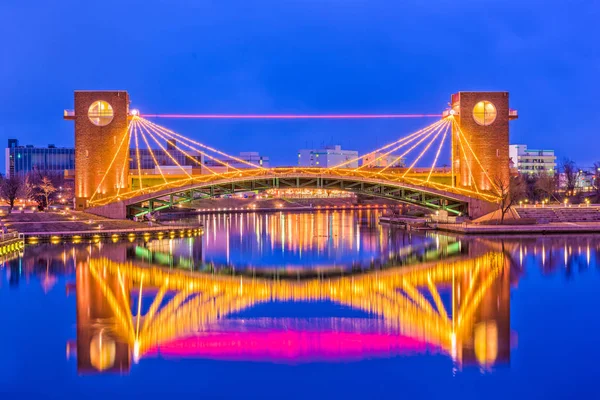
[65,91,517,219]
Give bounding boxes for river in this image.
[1,210,599,398]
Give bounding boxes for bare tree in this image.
[0,175,24,210]
[494,174,526,224]
[592,162,600,197]
[535,173,558,202]
[37,176,57,210]
[560,158,578,196]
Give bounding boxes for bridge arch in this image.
[86,169,498,219]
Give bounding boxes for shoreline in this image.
[432,222,600,235]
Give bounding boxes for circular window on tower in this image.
[88,100,114,126]
[472,101,497,126]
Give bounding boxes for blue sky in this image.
[1,0,599,168]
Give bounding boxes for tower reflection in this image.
[70,249,512,373]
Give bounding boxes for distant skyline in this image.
[1,0,599,169]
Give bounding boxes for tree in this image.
[37,176,57,210]
[592,162,600,197]
[0,175,24,210]
[535,173,558,202]
[495,174,526,224]
[560,158,578,196]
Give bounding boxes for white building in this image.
[205,152,270,169]
[509,144,556,175]
[362,152,405,168]
[297,145,358,168]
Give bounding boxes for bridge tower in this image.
[65,91,131,210]
[450,92,517,191]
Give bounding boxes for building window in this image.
[472,100,497,126]
[88,100,114,127]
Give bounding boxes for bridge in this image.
[66,91,518,218]
[71,250,511,373]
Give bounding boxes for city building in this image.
[297,145,358,168]
[4,139,75,178]
[204,151,270,169]
[558,168,598,193]
[509,144,557,175]
[361,152,405,168]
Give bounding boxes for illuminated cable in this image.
[141,117,264,170]
[426,121,450,182]
[378,121,444,174]
[143,113,442,119]
[138,122,168,184]
[332,119,444,170]
[141,119,220,174]
[356,120,446,171]
[139,122,192,179]
[139,118,225,174]
[453,118,499,194]
[116,123,133,197]
[453,119,479,193]
[89,119,134,202]
[133,119,144,190]
[402,120,449,178]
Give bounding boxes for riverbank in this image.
[433,221,600,235]
[1,210,202,243]
[0,232,24,255]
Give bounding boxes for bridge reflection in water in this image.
[70,248,511,374]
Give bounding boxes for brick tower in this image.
[450,92,517,192]
[65,91,130,210]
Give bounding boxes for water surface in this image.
[1,210,599,399]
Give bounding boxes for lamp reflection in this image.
[69,250,512,374]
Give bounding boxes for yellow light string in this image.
[402,120,449,178]
[453,118,500,194]
[356,119,446,171]
[133,119,144,190]
[88,165,501,207]
[89,118,134,202]
[140,118,242,172]
[453,119,479,193]
[426,120,450,182]
[378,121,444,174]
[427,276,449,321]
[138,121,168,184]
[135,274,145,345]
[138,121,192,179]
[141,117,264,170]
[116,123,133,197]
[139,118,222,175]
[334,119,444,170]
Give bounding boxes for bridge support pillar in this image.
[468,198,498,219]
[66,91,131,211]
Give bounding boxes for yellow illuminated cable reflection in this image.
[79,250,509,370]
